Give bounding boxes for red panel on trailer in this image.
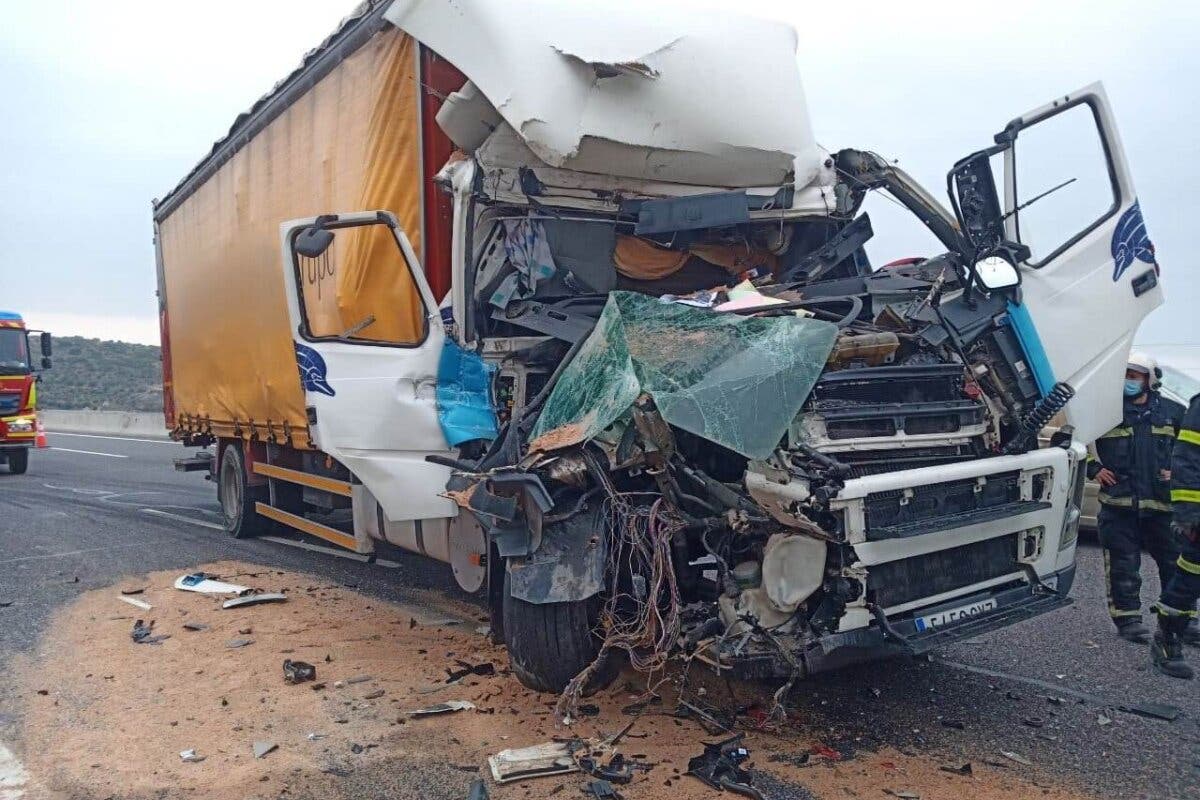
[419,45,466,304]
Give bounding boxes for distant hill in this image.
[37,336,162,412]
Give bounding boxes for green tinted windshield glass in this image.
[530,291,838,459]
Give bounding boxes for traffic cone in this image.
[35,419,47,448]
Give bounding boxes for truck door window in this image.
[1012,102,1118,266]
[295,222,428,346]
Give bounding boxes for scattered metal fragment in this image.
[120,587,145,596]
[446,660,496,683]
[408,700,476,717]
[363,689,385,700]
[999,751,1032,766]
[253,741,278,759]
[883,791,921,799]
[939,762,973,776]
[131,619,169,645]
[222,592,287,609]
[307,732,327,741]
[119,595,152,611]
[488,740,577,784]
[179,749,205,763]
[226,638,255,649]
[939,719,965,730]
[1118,701,1181,721]
[585,779,623,799]
[283,659,317,684]
[1097,713,1112,727]
[345,675,373,685]
[182,622,209,632]
[175,573,250,595]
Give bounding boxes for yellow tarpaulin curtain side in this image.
[158,28,425,446]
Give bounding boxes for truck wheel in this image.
[502,571,618,695]
[6,449,28,474]
[218,443,268,538]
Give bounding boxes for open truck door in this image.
[950,82,1162,445]
[279,211,455,523]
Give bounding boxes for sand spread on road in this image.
[13,561,1094,800]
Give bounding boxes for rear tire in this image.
[502,570,617,695]
[218,443,268,538]
[6,449,27,474]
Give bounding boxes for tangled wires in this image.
[556,458,685,722]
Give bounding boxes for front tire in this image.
[218,443,268,538]
[5,449,27,474]
[502,570,617,694]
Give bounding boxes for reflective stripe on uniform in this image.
[1178,427,1200,447]
[1151,425,1177,437]
[1099,494,1171,512]
[1172,488,1200,504]
[1153,601,1199,619]
[1177,556,1200,576]
[1098,428,1132,439]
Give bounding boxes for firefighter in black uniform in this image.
[1087,353,1188,642]
[1151,391,1200,679]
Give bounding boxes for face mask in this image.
[1124,379,1145,397]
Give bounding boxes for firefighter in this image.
[1087,352,1186,642]
[1151,391,1200,679]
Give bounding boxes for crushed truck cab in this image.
[153,0,1161,695]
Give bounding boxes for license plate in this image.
[914,598,997,632]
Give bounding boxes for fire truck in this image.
[0,312,51,474]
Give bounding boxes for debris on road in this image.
[181,621,208,632]
[252,741,277,759]
[1000,750,1033,766]
[585,779,623,799]
[130,619,169,645]
[408,700,476,717]
[685,733,758,797]
[1097,713,1113,727]
[119,587,145,596]
[222,592,287,610]
[489,740,577,783]
[362,689,385,700]
[445,660,495,683]
[179,748,205,763]
[282,659,316,684]
[175,573,250,595]
[306,732,326,741]
[940,762,973,776]
[345,674,373,685]
[226,638,254,649]
[1118,701,1181,722]
[466,777,490,800]
[118,595,152,611]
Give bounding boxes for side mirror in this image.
[974,255,1020,291]
[41,356,52,370]
[40,331,51,357]
[948,149,1005,251]
[294,226,334,259]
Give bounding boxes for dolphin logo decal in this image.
[1111,199,1154,281]
[294,342,335,397]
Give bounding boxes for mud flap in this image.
[507,502,607,604]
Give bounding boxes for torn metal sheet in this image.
[508,503,607,603]
[222,592,288,610]
[529,291,838,459]
[385,0,823,188]
[487,740,578,784]
[118,595,152,611]
[407,699,476,717]
[174,573,250,595]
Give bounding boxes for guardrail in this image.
[40,410,169,440]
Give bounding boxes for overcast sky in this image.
[1,0,1195,346]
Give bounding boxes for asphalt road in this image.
[1,433,1198,799]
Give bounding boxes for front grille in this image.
[867,533,1020,608]
[837,445,979,478]
[865,471,1021,537]
[0,392,20,415]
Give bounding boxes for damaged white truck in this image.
[153,0,1164,695]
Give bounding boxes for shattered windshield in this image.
[530,291,839,459]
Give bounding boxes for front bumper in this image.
[728,564,1075,680]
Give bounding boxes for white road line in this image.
[46,447,128,459]
[139,508,224,531]
[0,542,148,564]
[48,431,175,445]
[0,741,28,800]
[260,535,400,568]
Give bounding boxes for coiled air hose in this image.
[1002,381,1076,454]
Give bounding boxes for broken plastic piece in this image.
[131,619,169,645]
[445,660,496,683]
[179,748,205,763]
[119,595,152,611]
[253,741,278,759]
[181,622,209,632]
[488,740,577,784]
[408,700,476,717]
[999,750,1032,766]
[1118,701,1181,721]
[226,638,254,649]
[686,734,757,795]
[584,779,623,800]
[222,592,287,609]
[174,572,250,595]
[283,659,317,684]
[467,777,490,800]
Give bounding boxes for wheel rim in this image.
[221,456,242,522]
